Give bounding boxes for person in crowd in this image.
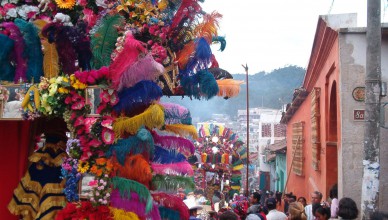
[329,184,338,218]
[276,191,282,206]
[288,202,307,220]
[297,197,307,207]
[219,210,239,220]
[213,190,221,204]
[313,204,330,220]
[184,198,203,220]
[284,192,294,214]
[305,191,323,220]
[337,197,359,220]
[265,197,287,220]
[247,192,266,220]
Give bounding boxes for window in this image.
[292,121,304,176]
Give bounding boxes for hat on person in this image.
[183,198,203,211]
[266,198,277,209]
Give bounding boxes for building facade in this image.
[281,13,388,211]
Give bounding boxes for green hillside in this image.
[162,65,305,121]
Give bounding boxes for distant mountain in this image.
[162,65,305,121]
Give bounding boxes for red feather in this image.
[152,192,190,220]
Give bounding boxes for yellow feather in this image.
[34,86,40,109]
[21,89,31,109]
[164,124,198,140]
[110,207,140,220]
[113,104,165,138]
[33,19,48,37]
[42,40,60,78]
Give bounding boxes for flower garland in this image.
[55,201,113,220]
[88,158,113,206]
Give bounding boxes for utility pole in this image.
[361,0,381,218]
[242,63,250,196]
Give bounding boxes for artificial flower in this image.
[55,0,76,9]
[77,161,90,173]
[101,128,115,145]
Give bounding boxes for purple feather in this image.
[151,130,195,156]
[55,25,78,74]
[160,102,192,125]
[73,21,92,71]
[110,190,161,220]
[117,54,165,91]
[1,22,27,83]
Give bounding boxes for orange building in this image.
[281,13,388,210]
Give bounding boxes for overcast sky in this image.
[201,0,388,74]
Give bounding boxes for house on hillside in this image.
[280,13,388,211]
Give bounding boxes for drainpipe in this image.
[361,0,381,218]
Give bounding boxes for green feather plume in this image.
[111,177,153,213]
[152,174,195,192]
[91,14,125,69]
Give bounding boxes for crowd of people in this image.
[180,184,362,220]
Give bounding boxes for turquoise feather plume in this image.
[105,127,154,164]
[91,14,125,69]
[0,34,15,82]
[212,36,226,51]
[111,177,153,214]
[14,18,43,83]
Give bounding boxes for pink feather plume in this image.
[151,161,194,176]
[117,53,165,91]
[109,32,147,89]
[160,102,190,116]
[151,130,195,156]
[152,192,190,220]
[110,190,161,220]
[1,22,27,83]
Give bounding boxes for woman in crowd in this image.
[288,202,307,220]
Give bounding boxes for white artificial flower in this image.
[6,8,17,18]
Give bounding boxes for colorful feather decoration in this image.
[180,37,212,76]
[151,130,195,156]
[158,207,181,220]
[0,34,15,82]
[34,20,59,78]
[176,41,195,70]
[117,54,165,91]
[152,146,187,164]
[212,36,226,52]
[170,0,201,30]
[151,174,195,192]
[111,178,154,214]
[163,124,198,140]
[105,127,154,165]
[74,21,92,71]
[160,102,192,125]
[91,14,125,69]
[14,18,43,83]
[1,22,27,83]
[114,80,163,114]
[117,155,152,188]
[42,23,78,74]
[110,207,140,220]
[113,104,165,138]
[194,11,222,43]
[198,69,219,99]
[152,192,189,220]
[180,69,219,100]
[151,161,194,176]
[217,79,244,98]
[109,32,147,89]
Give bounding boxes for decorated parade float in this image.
[0,0,244,219]
[190,123,245,203]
